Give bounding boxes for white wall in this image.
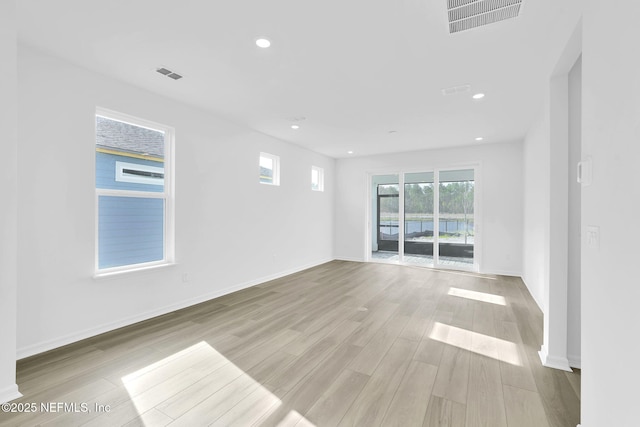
[334,142,523,276]
[582,3,640,425]
[567,56,581,368]
[522,23,581,372]
[522,102,550,309]
[16,45,335,357]
[0,0,21,404]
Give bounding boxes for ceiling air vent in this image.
[156,67,183,80]
[447,0,522,34]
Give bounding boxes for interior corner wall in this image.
[582,2,640,425]
[334,141,524,276]
[0,0,20,404]
[16,45,335,358]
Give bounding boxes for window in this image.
[95,109,174,273]
[311,166,324,191]
[259,152,280,185]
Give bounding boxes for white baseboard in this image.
[539,345,573,372]
[568,354,581,369]
[481,269,523,277]
[17,258,334,360]
[334,256,365,263]
[0,384,22,404]
[520,275,545,312]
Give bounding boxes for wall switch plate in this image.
[586,226,599,249]
[577,156,593,186]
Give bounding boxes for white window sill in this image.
[93,262,175,280]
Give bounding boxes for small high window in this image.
[311,166,324,191]
[259,152,280,185]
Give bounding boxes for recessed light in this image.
[472,93,485,100]
[256,38,271,48]
[347,150,354,154]
[291,125,300,130]
[475,137,484,141]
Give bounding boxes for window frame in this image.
[259,152,280,186]
[311,165,324,191]
[94,107,175,276]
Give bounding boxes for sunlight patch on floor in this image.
[276,410,317,426]
[448,287,506,305]
[429,322,521,366]
[120,341,316,426]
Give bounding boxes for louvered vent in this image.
[156,67,183,80]
[447,0,522,34]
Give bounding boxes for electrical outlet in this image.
[586,226,599,249]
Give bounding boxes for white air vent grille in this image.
[447,0,522,33]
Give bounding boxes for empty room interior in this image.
[1,1,639,426]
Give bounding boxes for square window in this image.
[260,152,280,185]
[312,166,324,191]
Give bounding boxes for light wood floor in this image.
[0,261,580,427]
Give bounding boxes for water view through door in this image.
[370,169,475,270]
[437,169,475,267]
[403,172,435,266]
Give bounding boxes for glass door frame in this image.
[376,190,400,253]
[366,165,480,272]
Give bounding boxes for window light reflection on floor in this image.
[119,341,316,426]
[277,410,317,427]
[429,322,521,366]
[448,287,507,306]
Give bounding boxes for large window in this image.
[95,109,174,273]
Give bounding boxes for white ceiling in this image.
[17,0,581,158]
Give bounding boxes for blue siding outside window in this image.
[98,196,165,269]
[96,152,164,192]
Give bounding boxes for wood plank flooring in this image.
[0,261,580,426]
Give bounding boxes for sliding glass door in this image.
[371,175,400,262]
[370,168,476,270]
[437,169,475,267]
[404,172,434,266]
